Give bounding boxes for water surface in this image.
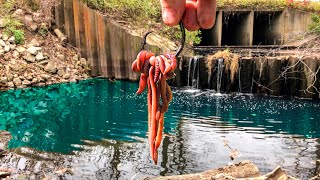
[0,79,320,179]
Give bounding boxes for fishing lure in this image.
[131,22,185,164]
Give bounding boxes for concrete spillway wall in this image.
[172,55,320,99]
[200,9,312,46]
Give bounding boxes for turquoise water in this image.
[1,79,320,178]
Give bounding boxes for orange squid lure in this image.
[132,22,185,164]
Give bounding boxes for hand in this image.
[160,0,217,31]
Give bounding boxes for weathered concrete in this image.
[200,11,222,46]
[201,9,312,46]
[175,55,320,99]
[55,0,163,80]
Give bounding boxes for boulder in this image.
[23,53,36,63]
[2,34,9,41]
[16,46,26,53]
[35,52,45,61]
[0,77,8,83]
[13,77,22,86]
[27,46,41,55]
[8,36,15,44]
[22,80,31,86]
[7,82,14,88]
[80,58,87,66]
[62,74,70,79]
[30,38,41,47]
[57,69,65,77]
[4,46,10,52]
[44,62,57,73]
[0,40,6,47]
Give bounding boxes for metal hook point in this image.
[140,31,153,51]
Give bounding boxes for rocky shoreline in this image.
[0,9,91,92]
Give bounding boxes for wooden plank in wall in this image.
[83,5,94,75]
[96,13,108,77]
[103,18,114,78]
[73,0,81,49]
[109,21,124,79]
[55,0,65,31]
[89,9,100,76]
[78,3,87,58]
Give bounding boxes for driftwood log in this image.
[54,28,67,46]
[143,161,260,180]
[142,161,299,180]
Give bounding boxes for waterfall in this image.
[187,57,200,89]
[216,58,224,93]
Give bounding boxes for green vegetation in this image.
[309,14,320,34]
[217,0,287,10]
[1,0,25,44]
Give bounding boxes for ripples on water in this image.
[0,79,320,179]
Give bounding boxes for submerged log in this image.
[143,161,260,180]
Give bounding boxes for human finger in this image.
[182,0,200,31]
[197,0,216,29]
[160,0,186,26]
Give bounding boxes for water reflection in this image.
[0,79,320,179]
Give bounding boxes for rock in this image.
[57,53,65,61]
[26,75,33,81]
[0,50,4,56]
[22,80,31,86]
[0,40,5,47]
[23,53,36,63]
[7,82,14,88]
[83,74,89,79]
[0,77,8,83]
[0,18,5,28]
[10,44,16,50]
[29,23,38,32]
[32,77,38,84]
[12,51,20,58]
[62,74,70,79]
[35,52,45,61]
[44,62,57,73]
[26,46,41,55]
[73,55,79,61]
[13,77,22,86]
[57,69,65,77]
[19,75,25,80]
[32,12,43,23]
[24,15,33,25]
[7,74,14,81]
[16,46,26,53]
[40,74,50,81]
[30,38,40,47]
[13,9,24,17]
[80,58,87,66]
[10,64,22,71]
[8,36,15,44]
[2,34,9,41]
[4,46,10,52]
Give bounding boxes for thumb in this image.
[160,0,186,26]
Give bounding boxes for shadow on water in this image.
[0,78,320,179]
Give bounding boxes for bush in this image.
[309,14,320,34]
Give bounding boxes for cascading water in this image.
[187,57,200,90]
[216,58,224,94]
